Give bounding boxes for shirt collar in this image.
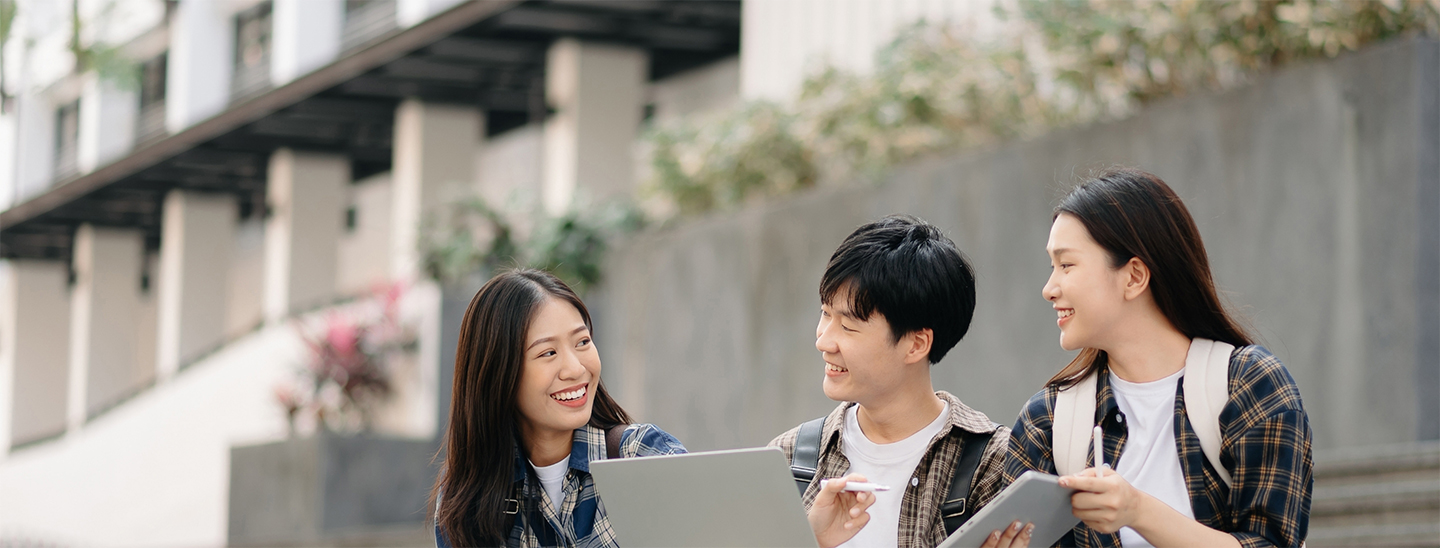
[1093,361,1123,426]
[818,390,1000,451]
[511,424,606,483]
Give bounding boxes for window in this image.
[342,0,397,52]
[136,52,167,143]
[54,100,81,179]
[232,2,272,101]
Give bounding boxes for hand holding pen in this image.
[1058,424,1148,534]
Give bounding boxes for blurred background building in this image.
[0,0,1435,546]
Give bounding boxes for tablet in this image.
[589,446,818,548]
[937,470,1081,548]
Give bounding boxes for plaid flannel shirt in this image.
[1004,344,1313,548]
[769,391,1011,548]
[435,423,687,548]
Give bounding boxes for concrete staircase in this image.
[1309,441,1440,547]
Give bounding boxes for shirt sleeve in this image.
[622,423,688,457]
[1004,388,1059,483]
[1221,348,1314,548]
[768,425,801,463]
[968,424,1013,514]
[1004,388,1083,548]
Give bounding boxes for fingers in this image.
[841,507,870,531]
[1070,491,1107,511]
[852,491,875,512]
[1059,471,1116,493]
[981,529,1000,548]
[819,473,870,494]
[982,522,1035,548]
[1004,523,1035,548]
[996,521,1023,547]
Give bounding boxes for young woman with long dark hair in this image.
[1005,168,1313,547]
[430,269,685,547]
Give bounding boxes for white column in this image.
[13,91,55,199]
[264,149,347,322]
[543,39,648,214]
[77,74,138,173]
[167,0,233,132]
[0,260,71,455]
[396,0,467,27]
[157,190,236,378]
[0,103,19,209]
[390,99,480,280]
[68,225,144,431]
[271,0,342,85]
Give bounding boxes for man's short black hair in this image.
[820,214,976,365]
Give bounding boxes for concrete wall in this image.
[590,38,1440,452]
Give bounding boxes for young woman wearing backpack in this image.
[430,269,686,547]
[1005,168,1313,547]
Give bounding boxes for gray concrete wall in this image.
[229,431,440,546]
[588,38,1440,453]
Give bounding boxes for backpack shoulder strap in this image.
[1052,372,1098,476]
[605,424,629,460]
[941,429,997,534]
[790,417,826,495]
[1182,338,1234,487]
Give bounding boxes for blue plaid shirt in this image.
[436,423,686,548]
[1005,344,1313,548]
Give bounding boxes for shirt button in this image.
[911,477,919,487]
[1116,414,1124,424]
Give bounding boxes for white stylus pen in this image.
[1093,425,1108,476]
[819,479,891,492]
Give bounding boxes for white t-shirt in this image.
[531,457,570,513]
[838,402,949,548]
[1109,369,1195,548]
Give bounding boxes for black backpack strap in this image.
[941,429,997,535]
[605,424,628,459]
[790,417,826,496]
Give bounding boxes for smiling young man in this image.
[769,215,1022,548]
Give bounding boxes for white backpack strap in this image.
[1052,371,1098,476]
[1183,338,1235,487]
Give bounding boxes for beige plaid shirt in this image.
[768,391,1010,548]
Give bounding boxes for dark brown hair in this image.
[1047,168,1253,388]
[429,269,632,546]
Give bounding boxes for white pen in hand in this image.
[1092,425,1109,477]
[819,479,891,492]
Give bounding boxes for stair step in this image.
[1311,478,1440,516]
[1308,441,1440,547]
[1314,441,1440,480]
[1307,521,1440,547]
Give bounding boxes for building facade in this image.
[0,0,744,544]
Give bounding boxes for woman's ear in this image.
[1122,257,1151,301]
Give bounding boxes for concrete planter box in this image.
[228,431,440,546]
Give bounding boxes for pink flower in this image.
[326,314,359,358]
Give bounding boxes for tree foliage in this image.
[642,0,1440,218]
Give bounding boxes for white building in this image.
[0,0,996,545]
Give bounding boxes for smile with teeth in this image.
[826,363,847,373]
[1057,309,1074,319]
[551,385,587,402]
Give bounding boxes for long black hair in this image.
[429,269,632,546]
[1048,168,1253,388]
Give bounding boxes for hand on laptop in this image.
[808,473,876,548]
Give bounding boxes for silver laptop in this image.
[589,446,819,548]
